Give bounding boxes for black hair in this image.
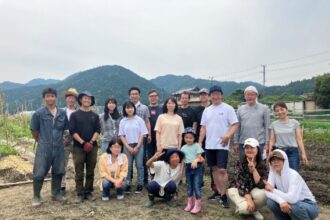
[42,88,57,98]
[128,87,140,95]
[184,132,196,142]
[273,102,288,111]
[180,91,191,99]
[148,89,158,95]
[162,96,178,114]
[106,137,123,154]
[103,98,120,121]
[240,146,264,166]
[122,101,136,117]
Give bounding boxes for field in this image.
[0,116,329,219]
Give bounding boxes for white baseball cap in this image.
[243,138,259,148]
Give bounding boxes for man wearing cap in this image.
[233,86,270,157]
[198,85,238,208]
[69,91,101,203]
[30,88,69,207]
[61,88,78,195]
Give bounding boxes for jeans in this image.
[185,163,203,199]
[101,140,110,154]
[102,179,125,197]
[267,198,319,220]
[147,180,177,198]
[123,143,144,186]
[239,143,265,157]
[280,147,300,172]
[72,145,98,196]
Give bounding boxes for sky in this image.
[0,0,330,86]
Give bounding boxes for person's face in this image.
[107,101,116,112]
[44,93,57,106]
[110,144,121,156]
[129,90,140,103]
[184,133,195,145]
[81,96,92,107]
[66,95,76,107]
[274,106,288,119]
[148,92,159,105]
[210,91,223,105]
[180,94,189,106]
[166,99,176,113]
[270,158,284,173]
[245,91,257,105]
[244,145,258,159]
[199,93,208,104]
[169,153,180,167]
[125,106,135,116]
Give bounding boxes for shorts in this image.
[205,149,228,169]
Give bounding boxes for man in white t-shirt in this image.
[198,85,238,208]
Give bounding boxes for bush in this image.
[0,144,19,157]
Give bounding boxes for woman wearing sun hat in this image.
[228,138,268,220]
[145,148,185,207]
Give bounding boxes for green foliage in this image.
[259,93,305,105]
[304,130,330,144]
[300,120,330,130]
[0,116,31,141]
[314,73,330,108]
[0,144,18,157]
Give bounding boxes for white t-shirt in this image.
[66,108,75,120]
[118,115,148,144]
[200,103,238,150]
[151,161,181,187]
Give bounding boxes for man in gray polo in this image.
[233,86,270,156]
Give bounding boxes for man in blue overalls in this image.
[30,88,69,207]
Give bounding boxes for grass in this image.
[0,144,19,157]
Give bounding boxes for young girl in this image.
[99,137,128,200]
[119,101,148,194]
[100,98,122,154]
[180,127,204,214]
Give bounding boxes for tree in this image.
[314,73,330,109]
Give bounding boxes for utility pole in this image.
[261,65,266,96]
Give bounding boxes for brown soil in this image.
[0,142,329,219]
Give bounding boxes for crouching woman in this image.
[228,138,268,220]
[145,149,185,207]
[99,137,128,200]
[265,149,319,220]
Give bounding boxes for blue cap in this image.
[209,85,223,94]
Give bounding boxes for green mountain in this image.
[150,74,264,95]
[264,78,316,96]
[3,65,167,113]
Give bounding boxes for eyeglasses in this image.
[149,95,158,98]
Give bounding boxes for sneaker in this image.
[117,195,124,200]
[102,196,109,201]
[52,194,67,202]
[135,185,143,194]
[32,197,41,207]
[219,194,229,208]
[125,185,131,194]
[75,195,84,204]
[60,187,66,196]
[253,211,264,220]
[85,193,96,201]
[207,191,220,200]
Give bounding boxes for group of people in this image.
[30,84,319,219]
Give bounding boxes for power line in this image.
[268,59,330,72]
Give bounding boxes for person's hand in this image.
[233,143,239,154]
[153,151,165,160]
[114,179,123,188]
[247,200,256,212]
[127,146,134,155]
[221,135,230,145]
[302,154,309,166]
[280,202,291,214]
[264,144,269,153]
[191,160,198,169]
[247,157,256,173]
[147,135,152,144]
[264,181,274,192]
[198,142,203,148]
[178,169,183,180]
[132,147,139,156]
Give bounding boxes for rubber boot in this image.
[32,179,44,207]
[190,198,202,214]
[165,193,176,207]
[51,175,66,202]
[146,194,155,208]
[184,197,194,212]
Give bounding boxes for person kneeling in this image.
[265,149,319,220]
[145,149,185,207]
[228,138,268,220]
[99,138,128,201]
